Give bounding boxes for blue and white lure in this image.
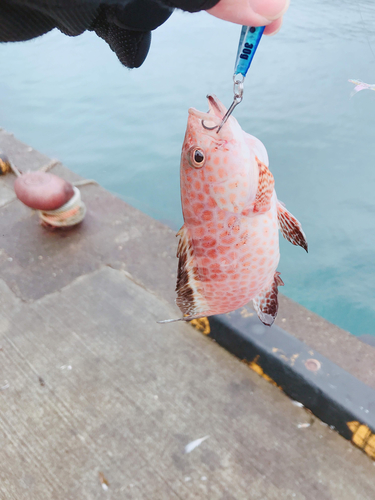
[215,25,265,132]
[235,25,265,78]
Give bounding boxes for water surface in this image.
[0,0,375,336]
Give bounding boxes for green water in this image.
[0,0,375,336]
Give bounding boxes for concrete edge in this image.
[1,129,375,461]
[189,313,375,461]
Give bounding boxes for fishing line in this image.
[356,0,375,63]
[349,1,375,94]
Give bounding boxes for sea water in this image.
[0,0,375,336]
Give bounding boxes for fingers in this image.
[93,10,152,68]
[207,0,289,33]
[250,0,289,21]
[263,17,283,36]
[91,0,172,68]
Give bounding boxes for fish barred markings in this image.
[277,201,308,253]
[176,225,208,317]
[253,158,274,214]
[253,272,284,326]
[175,95,307,326]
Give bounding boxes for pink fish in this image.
[167,95,307,327]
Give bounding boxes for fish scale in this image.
[181,191,280,316]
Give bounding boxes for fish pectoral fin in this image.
[242,157,274,216]
[253,272,284,327]
[277,200,308,252]
[175,224,208,318]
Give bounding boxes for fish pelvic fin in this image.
[242,157,274,216]
[277,200,308,252]
[253,272,284,327]
[175,224,209,318]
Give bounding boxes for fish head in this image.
[180,95,259,216]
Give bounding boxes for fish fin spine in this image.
[276,200,308,252]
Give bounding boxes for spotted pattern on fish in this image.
[174,95,307,325]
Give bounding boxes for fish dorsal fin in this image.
[242,157,274,216]
[253,271,284,326]
[176,225,209,318]
[277,200,308,252]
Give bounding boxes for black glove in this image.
[91,1,173,67]
[0,0,220,68]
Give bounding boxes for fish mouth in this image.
[188,94,228,130]
[188,108,221,129]
[207,94,227,117]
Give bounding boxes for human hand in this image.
[206,0,290,35]
[0,0,172,68]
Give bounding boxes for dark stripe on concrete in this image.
[192,312,375,459]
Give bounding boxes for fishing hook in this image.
[201,76,244,132]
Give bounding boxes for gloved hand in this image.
[0,0,178,68]
[0,0,288,68]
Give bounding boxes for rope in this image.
[38,186,86,228]
[0,152,21,177]
[73,179,99,187]
[39,159,61,173]
[9,160,22,177]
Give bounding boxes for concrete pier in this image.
[0,130,374,499]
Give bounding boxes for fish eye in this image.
[190,148,205,168]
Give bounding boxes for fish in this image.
[349,79,375,96]
[163,95,307,327]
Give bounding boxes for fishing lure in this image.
[215,25,265,132]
